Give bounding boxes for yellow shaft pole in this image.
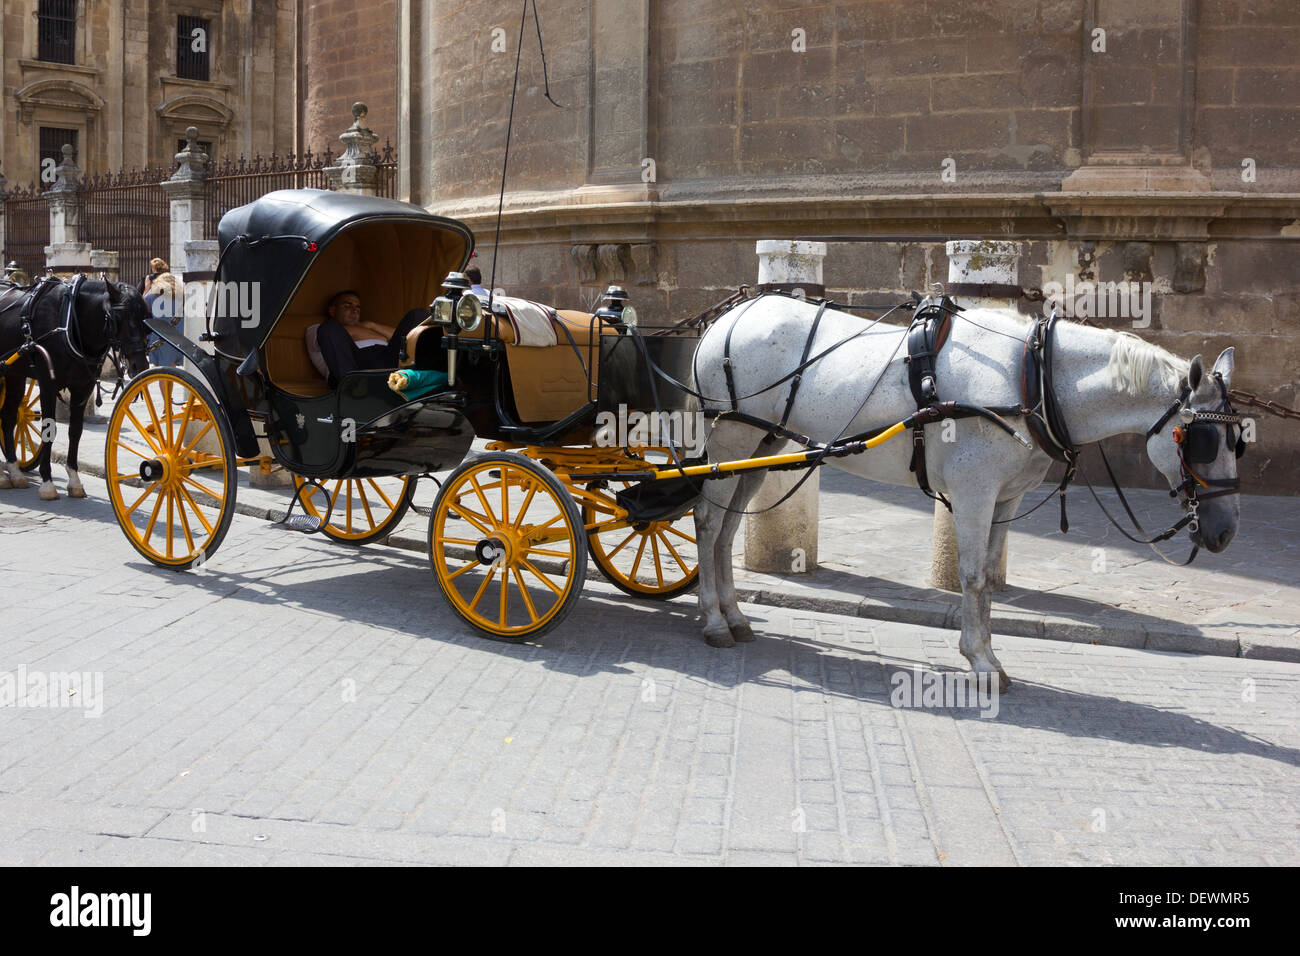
[651,421,908,480]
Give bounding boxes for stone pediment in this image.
[15,78,105,123]
[155,93,234,130]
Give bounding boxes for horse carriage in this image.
[3,185,1246,688]
[101,188,711,637]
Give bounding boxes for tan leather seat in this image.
[502,310,615,422]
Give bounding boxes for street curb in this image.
[50,450,1298,665]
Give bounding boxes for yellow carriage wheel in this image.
[15,376,44,470]
[105,368,237,570]
[293,474,416,545]
[429,453,587,639]
[582,481,699,599]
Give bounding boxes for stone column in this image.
[160,128,209,276]
[743,241,826,574]
[929,240,1022,592]
[324,103,380,196]
[181,239,219,352]
[44,145,93,275]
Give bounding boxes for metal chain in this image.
[1229,389,1300,421]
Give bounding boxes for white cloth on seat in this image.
[305,323,328,379]
[494,296,559,347]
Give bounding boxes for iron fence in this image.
[204,140,398,238]
[80,167,172,287]
[2,142,398,280]
[2,184,52,278]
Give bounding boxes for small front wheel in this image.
[581,481,699,599]
[105,367,237,570]
[429,453,587,639]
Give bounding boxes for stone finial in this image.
[338,102,379,167]
[49,144,81,194]
[324,102,380,194]
[169,126,209,184]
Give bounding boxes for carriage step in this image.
[281,514,322,534]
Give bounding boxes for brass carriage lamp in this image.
[431,272,483,332]
[431,271,486,387]
[595,285,636,332]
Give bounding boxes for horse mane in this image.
[1102,329,1186,395]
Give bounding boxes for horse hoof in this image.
[0,477,10,490]
[39,485,58,501]
[11,476,30,490]
[704,629,736,649]
[729,622,756,643]
[998,671,1012,694]
[67,486,87,499]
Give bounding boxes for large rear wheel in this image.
[105,368,237,570]
[293,474,416,545]
[429,453,586,639]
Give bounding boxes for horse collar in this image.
[1020,312,1078,465]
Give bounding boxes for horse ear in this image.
[104,278,123,305]
[1187,354,1203,392]
[1212,346,1235,386]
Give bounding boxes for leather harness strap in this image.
[904,296,958,511]
[771,301,829,443]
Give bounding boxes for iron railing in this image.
[2,184,52,278]
[203,140,398,238]
[80,167,172,288]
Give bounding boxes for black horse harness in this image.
[1,273,137,406]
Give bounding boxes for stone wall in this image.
[332,1,1300,493]
[299,0,398,154]
[1,0,296,182]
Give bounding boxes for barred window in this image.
[37,0,77,64]
[39,127,78,182]
[177,15,211,81]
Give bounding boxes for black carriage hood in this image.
[212,188,474,356]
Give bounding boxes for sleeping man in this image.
[314,290,426,388]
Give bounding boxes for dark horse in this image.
[1,275,151,499]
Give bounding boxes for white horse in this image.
[691,295,1243,690]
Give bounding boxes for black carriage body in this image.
[194,189,478,477]
[596,332,700,415]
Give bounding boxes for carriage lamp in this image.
[595,285,637,331]
[456,291,483,332]
[431,272,472,326]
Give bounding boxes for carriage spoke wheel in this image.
[105,368,237,570]
[582,481,699,599]
[15,377,43,471]
[293,474,416,545]
[430,453,587,639]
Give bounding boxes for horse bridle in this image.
[1143,371,1244,535]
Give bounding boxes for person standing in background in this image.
[144,272,185,367]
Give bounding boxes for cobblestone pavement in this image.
[52,422,1300,661]
[1,480,1296,865]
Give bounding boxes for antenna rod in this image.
[487,0,529,312]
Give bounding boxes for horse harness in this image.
[0,273,134,405]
